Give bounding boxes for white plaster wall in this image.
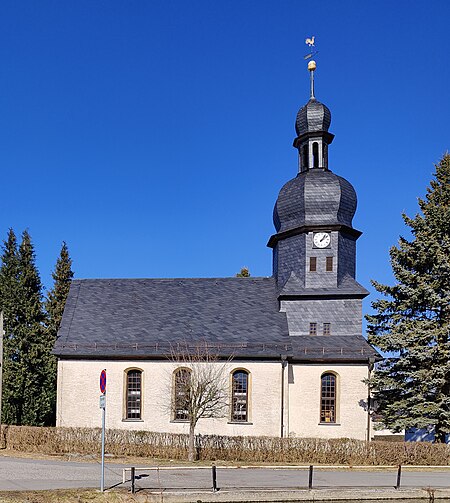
[57,360,370,440]
[56,359,282,437]
[288,363,369,440]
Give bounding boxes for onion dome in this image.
[295,98,331,137]
[273,169,357,233]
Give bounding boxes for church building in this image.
[54,62,378,440]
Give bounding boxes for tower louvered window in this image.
[320,373,337,423]
[232,370,249,422]
[126,370,142,419]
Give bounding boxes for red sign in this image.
[100,369,107,394]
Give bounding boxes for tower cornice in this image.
[267,223,362,248]
[293,130,335,149]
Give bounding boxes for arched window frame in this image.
[320,371,339,424]
[230,369,251,423]
[312,141,320,168]
[172,367,192,422]
[123,368,143,421]
[302,144,309,170]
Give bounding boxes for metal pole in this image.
[366,357,375,443]
[131,466,136,494]
[212,464,217,492]
[396,464,402,489]
[308,465,313,490]
[100,402,106,492]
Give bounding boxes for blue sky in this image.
[0,1,449,322]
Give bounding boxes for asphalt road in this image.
[0,456,449,492]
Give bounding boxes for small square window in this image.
[323,323,331,335]
[326,256,333,272]
[310,257,317,272]
[309,322,317,335]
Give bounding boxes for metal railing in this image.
[123,464,408,494]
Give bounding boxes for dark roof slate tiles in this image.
[54,277,377,361]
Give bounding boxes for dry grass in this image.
[2,425,450,466]
[0,489,150,502]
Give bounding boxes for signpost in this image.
[99,369,106,492]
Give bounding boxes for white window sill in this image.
[228,421,253,425]
[122,419,144,422]
[318,422,341,426]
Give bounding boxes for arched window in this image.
[125,369,142,420]
[312,142,319,168]
[302,144,309,169]
[322,143,328,169]
[231,370,249,422]
[173,368,191,421]
[320,372,337,423]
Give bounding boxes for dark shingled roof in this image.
[273,169,357,233]
[295,98,331,136]
[54,277,377,362]
[279,272,369,298]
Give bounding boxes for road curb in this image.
[128,487,450,502]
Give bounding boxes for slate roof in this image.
[54,277,377,362]
[295,98,331,136]
[279,272,369,298]
[273,169,357,233]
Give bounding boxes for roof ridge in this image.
[72,276,273,282]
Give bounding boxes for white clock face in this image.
[313,232,331,248]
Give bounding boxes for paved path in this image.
[0,456,125,491]
[0,456,449,492]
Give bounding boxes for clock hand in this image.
[320,235,327,242]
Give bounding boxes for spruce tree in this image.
[236,267,251,277]
[367,153,450,442]
[17,230,52,425]
[0,229,21,424]
[44,241,74,423]
[46,242,74,338]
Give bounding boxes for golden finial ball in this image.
[308,60,317,71]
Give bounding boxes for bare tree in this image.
[168,342,230,461]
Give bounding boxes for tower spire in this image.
[294,40,334,172]
[308,60,316,99]
[304,36,317,100]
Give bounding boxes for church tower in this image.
[268,60,368,338]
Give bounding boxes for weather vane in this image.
[304,36,318,99]
[304,36,318,60]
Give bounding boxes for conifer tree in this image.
[44,241,74,423]
[0,230,54,425]
[367,154,450,442]
[17,230,52,425]
[236,267,251,277]
[46,242,74,338]
[0,229,21,424]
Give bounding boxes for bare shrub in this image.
[3,426,450,465]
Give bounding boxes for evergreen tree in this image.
[367,154,450,442]
[17,230,52,425]
[44,241,74,423]
[0,230,54,425]
[0,229,21,424]
[236,267,251,277]
[46,242,73,337]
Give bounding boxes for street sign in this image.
[99,368,107,492]
[100,369,106,394]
